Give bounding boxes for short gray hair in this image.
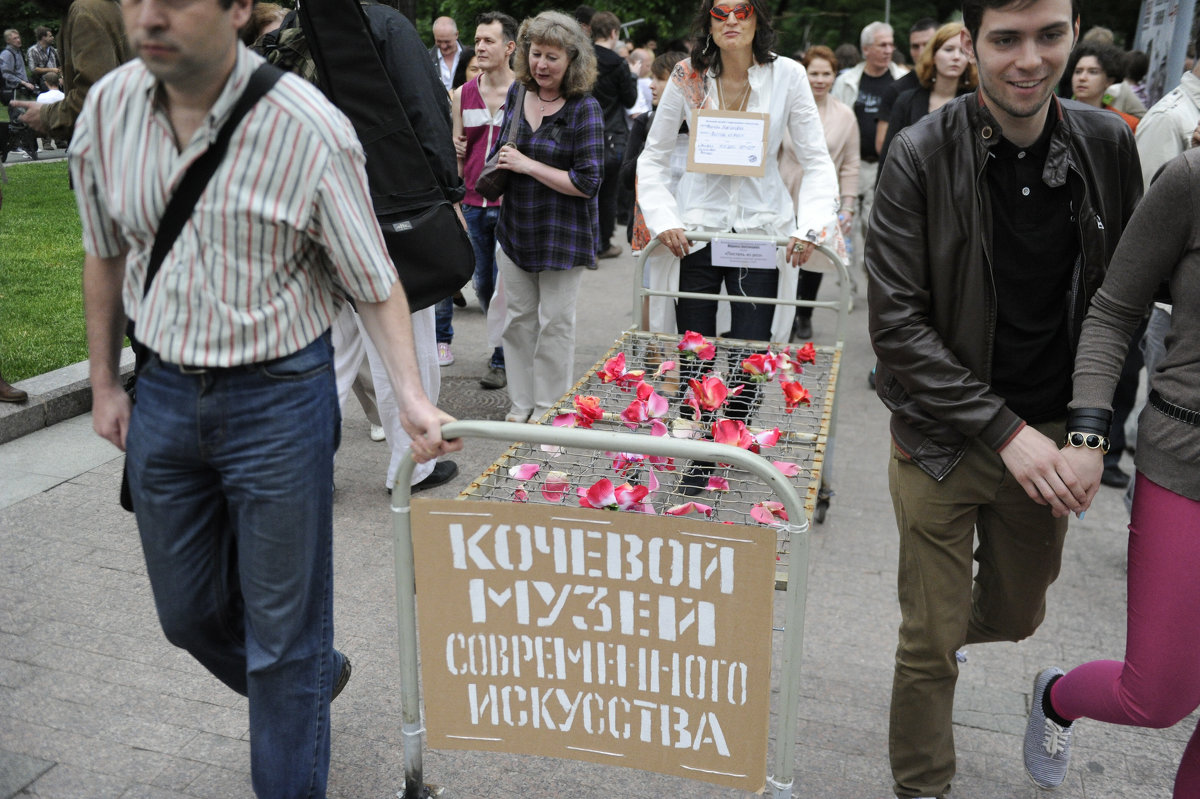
[860,21,893,52]
[3,29,19,43]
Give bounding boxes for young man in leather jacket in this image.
[865,0,1142,796]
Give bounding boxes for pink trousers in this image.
[1051,473,1200,797]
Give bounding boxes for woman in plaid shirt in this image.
[490,11,604,423]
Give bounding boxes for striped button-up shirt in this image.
[71,46,397,367]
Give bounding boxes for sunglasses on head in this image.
[709,2,754,22]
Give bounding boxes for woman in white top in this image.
[637,0,839,347]
[637,0,838,493]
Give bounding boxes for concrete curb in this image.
[0,348,134,445]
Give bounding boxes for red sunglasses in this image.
[709,2,754,22]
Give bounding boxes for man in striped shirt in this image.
[72,0,459,795]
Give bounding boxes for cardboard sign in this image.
[687,109,769,177]
[410,499,778,791]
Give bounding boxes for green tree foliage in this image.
[0,0,70,41]
[0,0,1145,61]
[413,0,1145,61]
[414,0,690,48]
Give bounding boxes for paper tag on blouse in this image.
[687,109,769,177]
[711,238,777,270]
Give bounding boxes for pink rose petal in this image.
[772,461,801,477]
[705,476,730,491]
[750,501,789,525]
[541,471,569,502]
[579,478,617,509]
[509,463,541,481]
[665,501,714,517]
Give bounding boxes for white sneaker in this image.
[1024,667,1073,789]
[437,342,454,366]
[369,424,386,442]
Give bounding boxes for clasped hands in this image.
[999,425,1106,518]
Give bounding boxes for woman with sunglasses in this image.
[637,0,838,493]
[639,0,838,345]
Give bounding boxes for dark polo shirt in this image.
[986,110,1078,424]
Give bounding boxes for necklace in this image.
[536,89,562,113]
[717,77,751,112]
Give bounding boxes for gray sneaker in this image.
[480,365,506,390]
[1024,667,1073,789]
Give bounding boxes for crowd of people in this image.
[2,0,1199,797]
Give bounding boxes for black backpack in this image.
[263,3,474,312]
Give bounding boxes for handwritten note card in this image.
[687,109,769,177]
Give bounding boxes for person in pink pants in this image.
[1022,147,1200,796]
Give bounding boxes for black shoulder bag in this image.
[298,0,475,312]
[119,63,283,511]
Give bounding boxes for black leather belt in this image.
[151,355,259,376]
[1149,389,1200,426]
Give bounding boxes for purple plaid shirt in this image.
[495,84,604,271]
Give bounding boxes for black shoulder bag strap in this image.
[120,62,284,512]
[140,62,285,307]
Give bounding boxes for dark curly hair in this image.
[688,0,777,77]
[1061,41,1123,97]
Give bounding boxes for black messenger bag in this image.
[298,0,474,312]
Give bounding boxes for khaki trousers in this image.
[887,420,1069,799]
[497,248,583,419]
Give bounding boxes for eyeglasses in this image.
[709,3,754,22]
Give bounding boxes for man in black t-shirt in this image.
[831,21,903,278]
[876,18,938,155]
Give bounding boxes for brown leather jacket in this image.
[866,92,1142,480]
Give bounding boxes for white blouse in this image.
[637,55,839,243]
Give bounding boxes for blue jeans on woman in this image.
[465,204,505,369]
[125,334,344,799]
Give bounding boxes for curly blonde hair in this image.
[512,11,597,99]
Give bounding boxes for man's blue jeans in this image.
[465,204,504,369]
[125,334,342,799]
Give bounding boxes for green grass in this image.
[0,159,88,382]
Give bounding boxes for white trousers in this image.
[331,303,440,488]
[498,248,582,418]
[486,245,507,351]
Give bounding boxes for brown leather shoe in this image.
[0,375,28,403]
[598,244,622,259]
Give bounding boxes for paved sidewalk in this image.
[0,246,1188,798]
